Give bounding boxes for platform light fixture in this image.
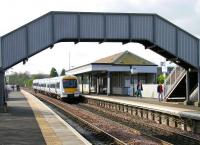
[23,58,28,65]
[50,45,54,49]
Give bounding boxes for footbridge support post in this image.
[195,40,200,107]
[0,36,6,112]
[184,71,190,105]
[0,68,6,112]
[195,69,200,107]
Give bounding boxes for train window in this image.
[63,79,77,88]
[50,84,55,88]
[56,83,60,88]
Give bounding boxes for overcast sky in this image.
[1,0,200,75]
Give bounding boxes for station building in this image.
[66,51,157,96]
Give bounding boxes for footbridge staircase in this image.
[164,66,187,101]
[164,66,198,102]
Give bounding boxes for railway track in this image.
[25,89,171,145]
[44,101,125,145]
[80,99,200,145]
[25,88,200,144]
[33,94,126,145]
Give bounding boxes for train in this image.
[32,75,81,100]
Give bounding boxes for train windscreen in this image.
[63,79,77,88]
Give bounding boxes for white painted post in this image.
[97,76,99,94]
[107,72,110,96]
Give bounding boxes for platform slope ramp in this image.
[0,11,200,107]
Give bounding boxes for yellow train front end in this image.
[61,76,80,99]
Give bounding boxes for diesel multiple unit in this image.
[33,75,80,99]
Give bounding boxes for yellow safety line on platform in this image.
[24,93,62,145]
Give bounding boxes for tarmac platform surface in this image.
[0,92,45,145]
[0,91,91,145]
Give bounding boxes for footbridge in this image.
[0,11,200,108]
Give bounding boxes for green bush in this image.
[157,74,166,84]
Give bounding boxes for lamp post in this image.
[130,66,137,96]
[160,61,167,78]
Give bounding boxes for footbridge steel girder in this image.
[0,11,200,107]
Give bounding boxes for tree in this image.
[25,79,34,87]
[50,67,58,77]
[157,74,166,84]
[60,69,66,76]
[8,72,30,86]
[6,72,48,87]
[32,73,48,79]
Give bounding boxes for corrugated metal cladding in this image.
[28,15,52,55]
[177,30,198,67]
[155,17,176,55]
[2,28,27,68]
[80,14,104,39]
[131,15,153,41]
[1,12,199,69]
[54,13,78,41]
[106,15,129,39]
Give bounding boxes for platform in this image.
[83,94,200,133]
[0,91,45,145]
[84,94,200,120]
[0,91,91,145]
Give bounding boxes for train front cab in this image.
[61,76,80,100]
